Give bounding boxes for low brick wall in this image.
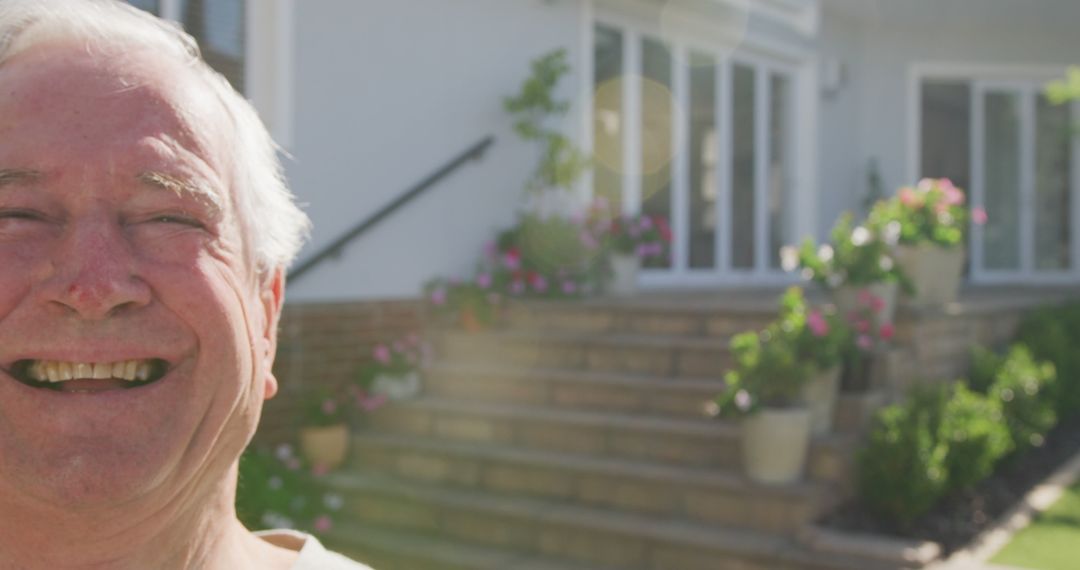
[255,298,424,445]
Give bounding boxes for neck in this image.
[0,464,297,570]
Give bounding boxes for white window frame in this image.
[909,63,1080,285]
[588,1,816,288]
[157,0,294,149]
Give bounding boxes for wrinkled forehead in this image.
[0,40,234,202]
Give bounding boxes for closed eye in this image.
[149,214,205,228]
[0,208,48,222]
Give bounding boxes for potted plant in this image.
[783,287,851,435]
[236,443,346,537]
[867,178,986,306]
[713,290,820,484]
[359,334,427,401]
[425,278,502,332]
[783,212,910,327]
[840,289,896,392]
[584,197,672,296]
[297,386,351,470]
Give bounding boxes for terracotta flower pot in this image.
[741,406,812,485]
[801,367,841,436]
[895,243,965,307]
[299,423,349,470]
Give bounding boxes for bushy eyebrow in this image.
[137,171,223,216]
[0,169,42,187]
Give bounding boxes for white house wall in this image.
[285,0,586,302]
[820,0,1080,205]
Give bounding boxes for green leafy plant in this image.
[298,386,348,428]
[839,288,896,391]
[236,444,344,537]
[940,384,1012,493]
[504,49,590,194]
[989,345,1058,452]
[857,383,950,527]
[1015,302,1080,417]
[784,212,911,292]
[968,345,1005,394]
[582,197,672,260]
[713,287,843,418]
[867,178,985,248]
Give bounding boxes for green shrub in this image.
[236,445,343,536]
[940,384,1012,492]
[857,384,950,527]
[1015,303,1080,417]
[969,344,1004,394]
[990,345,1058,451]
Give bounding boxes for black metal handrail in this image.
[287,135,496,286]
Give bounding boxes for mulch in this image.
[820,416,1080,555]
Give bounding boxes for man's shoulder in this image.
[256,529,374,570]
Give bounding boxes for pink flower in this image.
[943,183,965,206]
[855,319,871,333]
[899,187,922,208]
[879,323,895,341]
[561,280,577,295]
[482,240,497,261]
[476,273,492,289]
[503,249,521,270]
[373,344,391,365]
[807,311,829,337]
[313,515,333,533]
[321,398,337,415]
[285,457,302,471]
[869,294,885,313]
[429,288,447,306]
[531,275,548,293]
[406,333,420,346]
[359,393,388,412]
[856,334,873,351]
[972,207,988,225]
[311,463,330,477]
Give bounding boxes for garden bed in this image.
[820,416,1080,556]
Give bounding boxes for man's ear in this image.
[259,268,285,400]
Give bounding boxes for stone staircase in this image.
[320,295,905,570]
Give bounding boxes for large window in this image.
[920,76,1077,281]
[592,22,799,278]
[126,0,246,93]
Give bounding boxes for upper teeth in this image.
[27,360,154,383]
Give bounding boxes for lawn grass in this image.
[990,480,1080,570]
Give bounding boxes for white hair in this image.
[0,0,311,277]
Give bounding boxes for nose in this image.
[39,219,152,319]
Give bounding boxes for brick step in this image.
[423,362,722,419]
[367,398,856,485]
[502,298,775,338]
[325,471,886,570]
[350,432,834,533]
[324,522,604,570]
[435,329,732,378]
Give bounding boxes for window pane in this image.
[731,64,756,269]
[768,73,793,269]
[688,52,717,269]
[1035,95,1072,270]
[641,37,672,269]
[126,0,160,14]
[983,91,1022,270]
[180,0,246,92]
[593,25,623,211]
[921,82,971,192]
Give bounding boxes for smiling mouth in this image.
[9,359,170,393]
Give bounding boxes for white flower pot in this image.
[802,367,841,436]
[372,371,421,401]
[607,253,640,296]
[895,243,965,307]
[832,281,898,327]
[741,406,812,485]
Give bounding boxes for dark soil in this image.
[820,417,1080,555]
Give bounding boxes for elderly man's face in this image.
[0,43,280,508]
